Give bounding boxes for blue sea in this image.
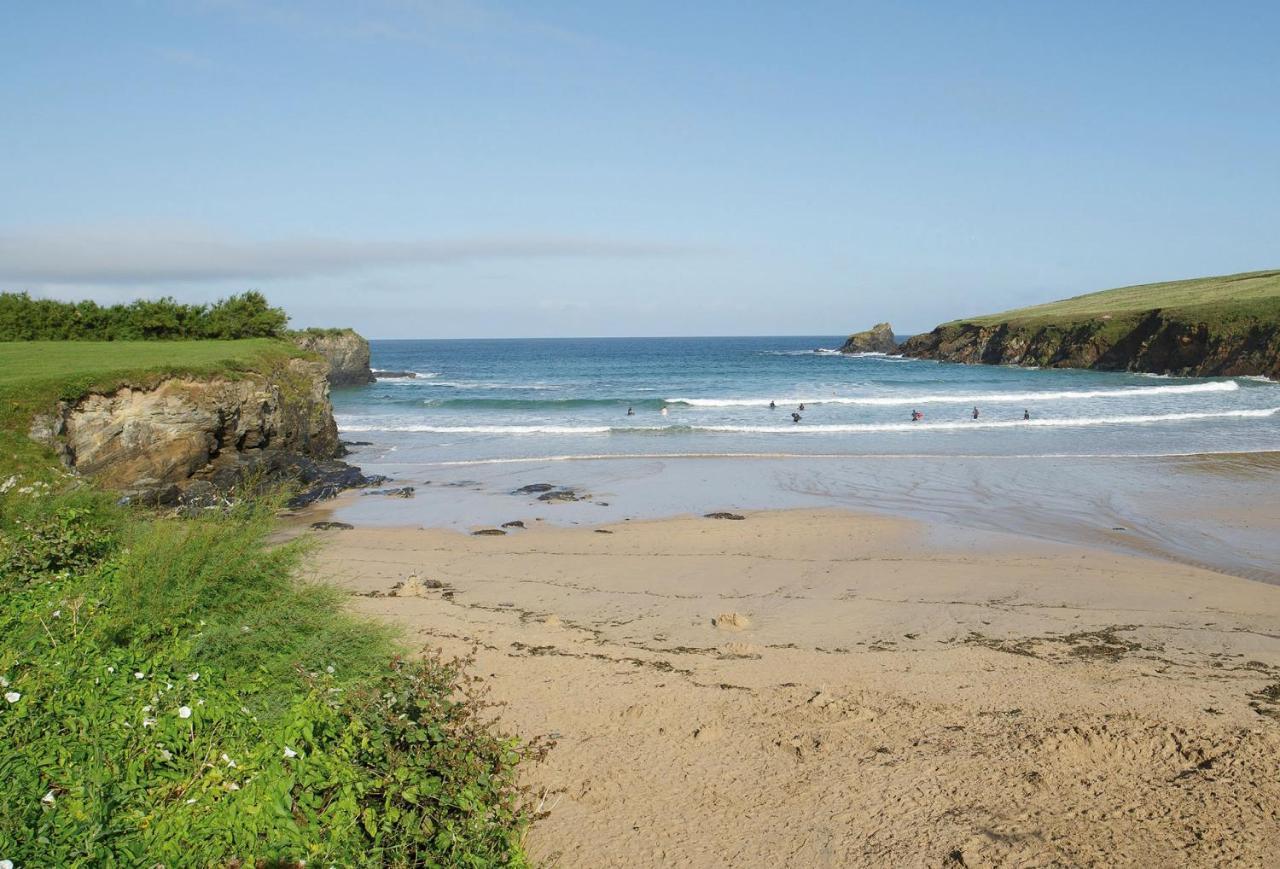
[327,336,1280,581]
[335,336,1279,460]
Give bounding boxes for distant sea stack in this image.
[901,270,1280,379]
[292,328,375,385]
[839,323,899,354]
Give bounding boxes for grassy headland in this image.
[902,269,1280,377]
[0,339,535,865]
[958,269,1280,327]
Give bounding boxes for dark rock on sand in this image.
[311,521,354,531]
[705,512,746,520]
[514,483,557,494]
[473,528,507,536]
[538,488,584,503]
[502,520,526,529]
[363,486,415,499]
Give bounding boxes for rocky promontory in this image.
[292,328,375,385]
[839,323,898,354]
[29,356,376,506]
[899,270,1280,379]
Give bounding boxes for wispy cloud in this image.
[0,225,697,285]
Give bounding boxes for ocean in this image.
[336,336,1279,460]
[328,336,1280,580]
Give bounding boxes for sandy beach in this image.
[296,505,1280,867]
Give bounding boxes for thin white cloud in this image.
[0,225,697,285]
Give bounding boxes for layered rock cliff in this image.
[291,329,374,386]
[28,357,354,504]
[900,309,1280,379]
[840,323,898,354]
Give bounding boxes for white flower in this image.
[142,718,157,728]
[134,672,145,680]
[221,752,237,768]
[51,610,61,619]
[325,665,335,674]
[3,692,19,704]
[41,790,55,805]
[158,748,172,761]
[142,705,152,713]
[106,666,115,674]
[0,676,8,687]
[1,857,14,869]
[165,683,173,690]
[177,706,192,719]
[283,746,298,758]
[188,672,199,681]
[185,798,196,804]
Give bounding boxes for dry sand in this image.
[297,508,1280,867]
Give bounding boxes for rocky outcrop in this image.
[901,310,1280,379]
[292,329,374,386]
[28,358,376,505]
[839,323,898,354]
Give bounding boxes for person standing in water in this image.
[769,400,776,410]
[661,406,669,417]
[911,409,922,422]
[1023,409,1030,420]
[791,412,802,423]
[972,406,980,420]
[626,407,635,416]
[798,402,806,411]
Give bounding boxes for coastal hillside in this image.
[900,270,1280,378]
[0,334,534,864]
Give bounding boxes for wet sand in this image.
[297,507,1280,867]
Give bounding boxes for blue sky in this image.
[2,1,1277,337]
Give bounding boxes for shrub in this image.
[0,291,289,341]
[0,494,535,865]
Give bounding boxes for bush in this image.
[0,494,535,865]
[0,291,289,341]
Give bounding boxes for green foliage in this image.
[0,493,535,866]
[953,269,1280,327]
[0,290,289,341]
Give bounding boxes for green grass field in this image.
[0,338,302,407]
[958,269,1280,326]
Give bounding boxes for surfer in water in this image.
[911,409,922,422]
[798,402,806,411]
[769,400,776,410]
[972,406,980,420]
[626,407,635,416]
[791,412,802,423]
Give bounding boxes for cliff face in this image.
[840,323,898,354]
[900,311,1280,379]
[292,329,374,386]
[29,357,344,503]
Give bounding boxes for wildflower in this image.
[185,798,196,804]
[51,610,61,619]
[325,665,335,674]
[134,672,145,680]
[283,746,298,758]
[143,718,157,728]
[41,790,55,805]
[221,752,237,768]
[188,672,199,681]
[1,858,14,869]
[158,748,172,761]
[0,676,8,687]
[142,705,152,712]
[3,692,19,704]
[223,781,240,792]
[106,666,115,674]
[177,706,192,719]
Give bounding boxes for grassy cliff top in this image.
[0,338,305,409]
[956,269,1280,327]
